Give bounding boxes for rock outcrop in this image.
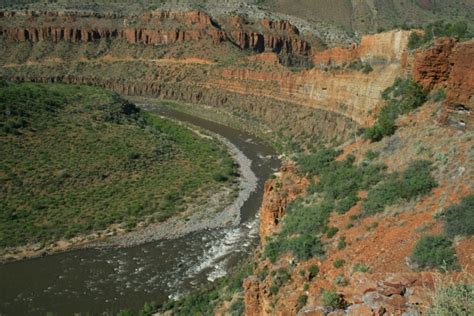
[413,37,474,125]
[0,9,312,57]
[313,30,411,66]
[259,164,308,243]
[296,272,435,316]
[413,37,456,91]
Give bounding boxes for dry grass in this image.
[427,270,474,315]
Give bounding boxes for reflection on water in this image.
[0,106,279,315]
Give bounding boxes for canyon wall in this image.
[211,30,412,126]
[0,10,312,57]
[3,11,469,143]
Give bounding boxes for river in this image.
[0,106,280,315]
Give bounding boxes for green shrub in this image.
[308,265,319,280]
[428,275,474,315]
[270,268,291,295]
[362,63,373,74]
[430,88,446,102]
[212,172,229,182]
[326,227,339,238]
[333,259,345,268]
[337,237,346,250]
[297,148,340,176]
[407,21,471,50]
[287,234,325,261]
[258,266,269,281]
[335,194,359,214]
[365,78,426,142]
[297,294,308,310]
[362,160,437,216]
[411,235,458,270]
[229,298,245,316]
[365,150,380,161]
[334,274,348,286]
[138,302,158,316]
[408,32,424,50]
[322,290,348,309]
[352,263,370,274]
[443,194,474,238]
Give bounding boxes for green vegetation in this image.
[362,160,437,216]
[297,148,341,176]
[297,294,308,311]
[0,82,236,248]
[322,290,347,310]
[365,78,426,142]
[333,259,345,268]
[337,237,346,250]
[270,268,291,295]
[308,265,319,280]
[351,263,370,274]
[428,274,474,315]
[430,88,447,102]
[411,235,458,270]
[159,261,252,315]
[408,21,472,50]
[266,146,389,263]
[326,227,339,238]
[264,197,329,262]
[442,194,474,238]
[229,298,245,316]
[334,274,347,286]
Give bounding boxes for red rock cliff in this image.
[413,37,474,125]
[259,164,308,244]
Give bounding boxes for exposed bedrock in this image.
[0,10,312,57]
[413,38,474,125]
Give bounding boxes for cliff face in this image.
[259,164,308,244]
[413,38,474,125]
[213,30,411,126]
[0,10,312,57]
[313,30,411,66]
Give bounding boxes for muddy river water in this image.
[0,106,280,315]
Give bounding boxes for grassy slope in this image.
[0,82,236,248]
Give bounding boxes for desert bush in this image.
[333,259,345,268]
[337,237,347,250]
[362,160,437,215]
[352,263,370,274]
[428,272,474,315]
[443,194,474,238]
[326,227,339,238]
[297,148,340,176]
[365,78,426,142]
[362,63,373,74]
[229,298,245,316]
[322,290,348,309]
[269,268,291,295]
[411,235,458,270]
[297,294,308,310]
[430,88,446,102]
[334,274,348,286]
[308,265,319,280]
[408,20,471,50]
[408,32,424,50]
